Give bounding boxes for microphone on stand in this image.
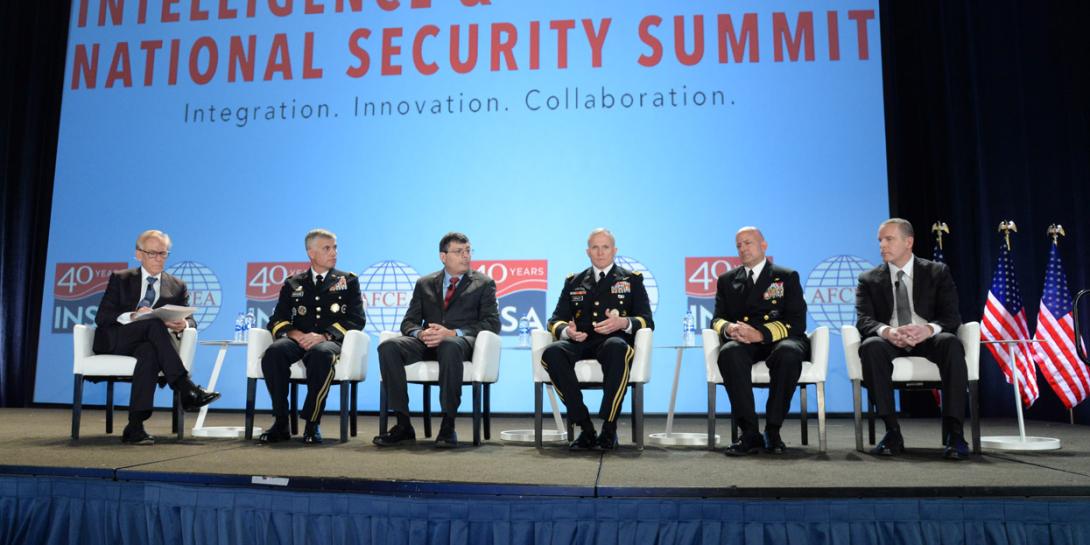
[1075,289,1090,365]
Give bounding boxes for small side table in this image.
[193,340,260,438]
[498,346,568,444]
[979,339,1061,451]
[648,344,720,447]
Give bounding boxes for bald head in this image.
[736,226,765,241]
[735,226,768,268]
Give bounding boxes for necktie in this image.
[598,271,605,284]
[444,276,459,309]
[895,270,912,326]
[315,274,324,286]
[743,269,755,295]
[138,277,157,308]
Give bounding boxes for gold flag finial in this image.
[998,221,1018,251]
[931,221,950,250]
[1047,224,1066,245]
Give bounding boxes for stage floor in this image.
[2,408,1088,498]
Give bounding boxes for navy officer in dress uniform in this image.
[258,228,365,445]
[543,228,654,450]
[711,226,810,455]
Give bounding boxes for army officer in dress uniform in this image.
[712,226,810,456]
[542,228,654,450]
[259,229,365,445]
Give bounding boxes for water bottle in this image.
[683,310,696,347]
[517,316,530,347]
[244,309,256,341]
[234,312,244,342]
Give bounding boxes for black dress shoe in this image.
[870,429,905,456]
[121,425,155,445]
[373,424,416,446]
[724,432,764,456]
[302,422,323,445]
[764,430,786,454]
[435,426,458,448]
[258,425,291,444]
[569,429,597,451]
[943,433,970,460]
[596,427,619,450]
[178,379,221,412]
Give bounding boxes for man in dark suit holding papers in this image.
[373,232,500,448]
[711,227,809,456]
[94,229,219,445]
[855,218,969,460]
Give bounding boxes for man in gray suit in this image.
[373,232,500,448]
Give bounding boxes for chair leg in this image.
[473,383,482,446]
[171,385,179,434]
[852,379,864,452]
[631,390,638,444]
[633,384,644,451]
[340,382,349,443]
[866,390,876,445]
[483,383,491,440]
[245,378,256,440]
[175,390,184,441]
[378,383,388,435]
[71,374,84,440]
[817,382,827,453]
[105,381,115,434]
[290,384,299,435]
[707,382,716,450]
[350,382,358,437]
[799,384,809,446]
[970,380,981,454]
[534,382,544,448]
[422,384,432,438]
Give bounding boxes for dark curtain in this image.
[880,0,1090,422]
[0,1,70,406]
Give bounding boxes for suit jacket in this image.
[855,256,961,339]
[93,267,195,353]
[547,265,655,343]
[711,263,807,344]
[400,269,500,340]
[268,268,365,343]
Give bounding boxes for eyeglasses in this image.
[138,249,170,259]
[443,248,473,256]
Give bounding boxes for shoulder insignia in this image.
[632,271,642,276]
[348,272,357,278]
[567,272,575,279]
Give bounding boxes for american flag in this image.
[981,242,1038,406]
[930,236,946,407]
[1032,243,1090,408]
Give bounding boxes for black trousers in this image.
[378,335,474,418]
[717,337,809,435]
[542,335,633,424]
[261,338,341,425]
[101,319,189,418]
[859,332,967,436]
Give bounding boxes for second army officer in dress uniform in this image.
[259,229,365,445]
[542,228,654,450]
[711,226,810,456]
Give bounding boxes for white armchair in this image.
[244,328,369,443]
[841,322,981,453]
[71,323,197,440]
[530,328,654,449]
[376,330,501,446]
[701,327,830,452]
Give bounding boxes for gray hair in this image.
[879,218,914,238]
[305,228,336,249]
[135,229,171,250]
[587,227,616,246]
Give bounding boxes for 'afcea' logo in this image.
[360,260,419,335]
[615,256,658,312]
[684,257,741,329]
[52,262,127,333]
[475,259,547,335]
[166,261,222,331]
[804,255,874,333]
[246,262,310,329]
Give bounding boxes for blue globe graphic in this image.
[804,255,874,332]
[615,255,658,312]
[166,261,221,331]
[359,260,419,335]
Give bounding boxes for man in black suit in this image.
[93,230,220,445]
[856,218,969,460]
[543,228,655,451]
[373,232,500,448]
[259,229,365,445]
[711,227,810,455]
